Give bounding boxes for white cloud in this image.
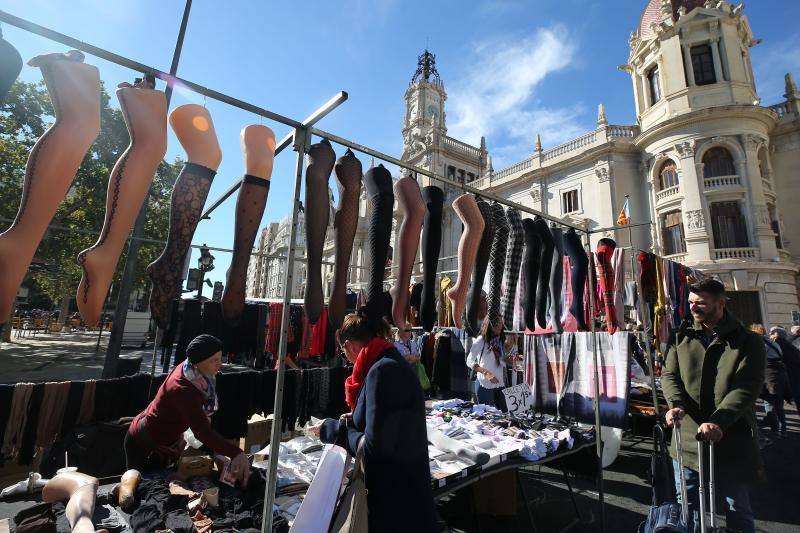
[448,25,586,168]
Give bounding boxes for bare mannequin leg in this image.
[389,176,424,331]
[446,194,483,329]
[465,198,495,337]
[42,472,100,533]
[76,81,167,326]
[329,149,362,330]
[364,164,394,323]
[147,104,222,329]
[304,139,335,324]
[221,125,275,325]
[0,52,100,325]
[487,202,509,327]
[420,186,444,333]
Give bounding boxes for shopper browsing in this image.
[309,310,437,533]
[394,327,420,364]
[662,279,765,533]
[467,318,509,411]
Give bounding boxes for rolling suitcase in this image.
[696,436,736,532]
[638,425,689,533]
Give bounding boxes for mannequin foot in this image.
[27,49,85,67]
[76,245,116,326]
[446,287,465,329]
[221,266,245,326]
[389,284,408,331]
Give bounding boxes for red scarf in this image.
[344,337,394,410]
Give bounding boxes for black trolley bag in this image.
[639,423,689,533]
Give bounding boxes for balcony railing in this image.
[713,247,759,260]
[493,157,534,181]
[703,175,741,190]
[442,135,482,159]
[656,185,680,203]
[769,101,790,118]
[608,125,639,138]
[664,252,688,263]
[542,131,597,162]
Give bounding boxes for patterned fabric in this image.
[612,247,626,331]
[487,202,509,326]
[266,303,283,355]
[596,239,617,334]
[501,207,524,330]
[438,275,454,327]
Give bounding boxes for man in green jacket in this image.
[662,279,765,533]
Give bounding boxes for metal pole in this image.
[584,231,606,533]
[261,127,309,533]
[102,0,192,379]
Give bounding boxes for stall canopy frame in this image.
[0,9,611,532]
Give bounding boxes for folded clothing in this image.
[426,425,490,466]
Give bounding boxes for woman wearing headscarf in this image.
[124,334,249,483]
[466,318,508,411]
[310,310,437,532]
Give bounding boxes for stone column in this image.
[675,141,711,261]
[710,39,724,83]
[741,134,778,260]
[682,44,695,87]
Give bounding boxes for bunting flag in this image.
[616,197,631,226]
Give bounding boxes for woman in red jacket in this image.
[124,334,249,483]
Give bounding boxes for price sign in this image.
[502,383,533,415]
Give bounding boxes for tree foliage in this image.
[0,80,181,307]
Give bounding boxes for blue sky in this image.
[3,0,798,286]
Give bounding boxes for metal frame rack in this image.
[0,9,626,532]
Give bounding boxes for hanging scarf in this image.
[344,337,394,410]
[182,359,218,417]
[488,336,503,366]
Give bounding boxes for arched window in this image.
[658,160,679,191]
[703,147,735,178]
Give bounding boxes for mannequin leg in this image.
[221,125,275,325]
[562,228,588,331]
[76,83,167,326]
[0,34,22,103]
[521,218,541,331]
[303,139,335,324]
[501,207,524,331]
[363,164,394,323]
[0,52,100,324]
[487,202,509,327]
[548,226,565,333]
[390,176,424,331]
[420,186,444,332]
[329,149,362,330]
[147,104,222,329]
[597,238,617,334]
[42,472,99,533]
[465,198,495,337]
[446,194,484,330]
[534,217,554,329]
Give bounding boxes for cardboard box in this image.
[177,449,213,479]
[471,469,518,516]
[240,414,273,455]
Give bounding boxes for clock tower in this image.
[402,50,447,176]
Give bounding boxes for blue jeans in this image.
[672,459,754,533]
[474,381,507,411]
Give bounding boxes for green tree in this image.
[0,80,181,323]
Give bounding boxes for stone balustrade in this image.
[713,247,759,260]
[442,135,482,158]
[656,184,680,203]
[769,101,790,118]
[703,175,741,190]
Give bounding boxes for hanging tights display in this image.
[77,80,167,326]
[0,51,100,326]
[147,104,222,329]
[534,217,554,329]
[562,228,589,331]
[0,29,22,103]
[521,218,541,332]
[363,164,394,324]
[390,175,424,330]
[420,186,444,333]
[221,125,275,325]
[328,149,362,330]
[465,198,495,337]
[548,226,564,333]
[596,237,617,335]
[501,207,524,331]
[303,139,335,325]
[486,202,509,327]
[447,193,483,330]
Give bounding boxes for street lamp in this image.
[196,244,215,300]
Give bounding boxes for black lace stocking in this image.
[487,202,509,327]
[521,218,541,331]
[420,186,444,332]
[304,139,335,325]
[501,208,524,330]
[364,164,394,323]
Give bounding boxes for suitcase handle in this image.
[695,436,717,532]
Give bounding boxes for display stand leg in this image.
[559,459,582,522]
[584,232,606,533]
[516,469,538,533]
[261,127,309,533]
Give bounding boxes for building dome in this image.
[638,0,706,39]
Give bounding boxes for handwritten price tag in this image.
[502,383,533,415]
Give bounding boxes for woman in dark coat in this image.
[311,310,437,532]
[751,324,790,435]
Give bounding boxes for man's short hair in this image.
[688,278,726,298]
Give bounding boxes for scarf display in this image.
[488,336,503,366]
[344,337,394,410]
[182,360,218,417]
